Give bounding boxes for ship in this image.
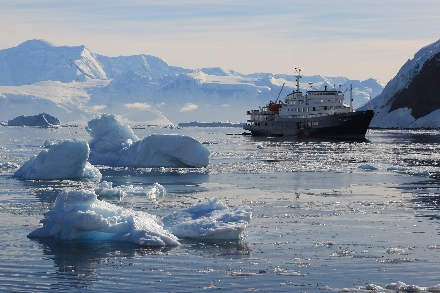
[243,68,374,139]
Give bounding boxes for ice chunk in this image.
[358,163,378,171]
[86,114,210,168]
[13,139,101,181]
[94,181,125,199]
[412,170,430,177]
[162,197,251,240]
[95,181,166,199]
[428,284,440,293]
[28,189,180,246]
[0,161,20,169]
[386,281,407,290]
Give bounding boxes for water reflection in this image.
[100,167,210,196]
[34,238,174,282]
[31,237,251,290]
[247,135,369,144]
[180,239,252,260]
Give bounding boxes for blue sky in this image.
[1,0,439,83]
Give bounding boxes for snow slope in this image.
[360,39,440,128]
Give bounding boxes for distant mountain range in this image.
[0,39,384,125]
[359,39,440,129]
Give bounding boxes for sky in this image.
[1,0,439,84]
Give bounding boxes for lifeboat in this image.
[268,102,281,112]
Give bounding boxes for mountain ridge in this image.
[0,39,384,125]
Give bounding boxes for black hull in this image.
[243,110,374,139]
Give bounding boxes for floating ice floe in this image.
[428,284,440,293]
[385,281,423,292]
[95,181,166,199]
[387,166,407,173]
[13,139,102,181]
[86,114,210,168]
[386,247,407,254]
[28,189,179,246]
[412,170,430,177]
[0,161,20,169]
[358,163,378,171]
[162,197,251,240]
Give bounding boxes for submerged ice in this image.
[162,197,251,240]
[14,139,101,181]
[94,181,166,199]
[86,114,210,168]
[28,189,180,246]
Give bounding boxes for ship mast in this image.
[294,67,302,92]
[349,84,353,112]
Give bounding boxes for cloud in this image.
[123,103,151,110]
[179,103,198,112]
[221,104,229,107]
[90,105,107,111]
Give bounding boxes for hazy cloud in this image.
[124,103,151,110]
[179,103,198,112]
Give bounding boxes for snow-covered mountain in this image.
[359,39,440,128]
[0,39,384,125]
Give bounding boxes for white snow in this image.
[409,109,440,129]
[86,114,210,168]
[374,108,416,129]
[28,189,179,246]
[162,197,251,240]
[13,139,101,181]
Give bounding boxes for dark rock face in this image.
[7,113,61,127]
[389,51,440,119]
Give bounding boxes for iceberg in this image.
[28,189,180,246]
[7,113,61,127]
[14,139,101,181]
[162,197,251,240]
[86,114,210,168]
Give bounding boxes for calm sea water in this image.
[1,126,440,292]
